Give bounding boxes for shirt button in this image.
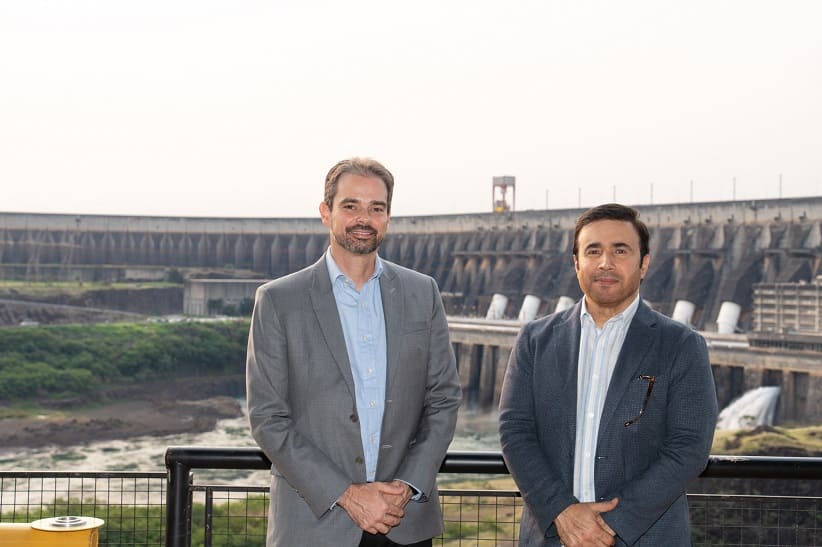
[588,412,594,419]
[367,368,374,374]
[369,401,376,407]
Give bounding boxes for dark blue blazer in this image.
[499,299,718,546]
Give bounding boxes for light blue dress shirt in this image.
[573,294,640,502]
[326,251,387,483]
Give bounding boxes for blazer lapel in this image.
[309,257,356,400]
[379,262,402,396]
[552,304,583,459]
[553,308,581,409]
[598,300,656,439]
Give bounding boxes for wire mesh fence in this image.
[192,485,268,547]
[0,472,166,546]
[690,494,822,547]
[191,486,822,547]
[436,489,521,546]
[3,470,822,546]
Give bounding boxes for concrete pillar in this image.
[672,300,696,326]
[723,366,746,409]
[717,301,741,334]
[781,371,796,422]
[554,296,574,313]
[486,294,509,320]
[465,345,484,412]
[806,375,822,422]
[456,343,472,394]
[743,367,765,393]
[478,345,498,411]
[789,371,810,422]
[518,294,541,322]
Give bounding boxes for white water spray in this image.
[716,386,781,430]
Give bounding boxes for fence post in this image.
[166,458,192,547]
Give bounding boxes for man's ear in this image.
[640,253,650,280]
[319,201,331,227]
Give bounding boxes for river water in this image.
[0,403,502,487]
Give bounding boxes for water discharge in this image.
[716,386,781,430]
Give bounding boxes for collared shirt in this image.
[573,294,640,502]
[326,250,387,483]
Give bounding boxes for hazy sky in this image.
[2,1,821,218]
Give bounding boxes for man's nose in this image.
[598,252,615,269]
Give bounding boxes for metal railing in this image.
[2,454,820,546]
[165,448,822,547]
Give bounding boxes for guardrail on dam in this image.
[2,197,821,332]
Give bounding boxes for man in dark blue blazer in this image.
[499,204,718,547]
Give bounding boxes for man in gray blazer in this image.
[499,203,718,547]
[246,157,461,547]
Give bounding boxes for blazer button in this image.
[350,414,358,423]
[355,456,364,464]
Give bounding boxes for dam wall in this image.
[2,197,821,331]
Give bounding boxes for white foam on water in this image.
[0,404,503,505]
[716,386,781,430]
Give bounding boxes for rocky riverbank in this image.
[0,376,246,451]
[0,395,243,451]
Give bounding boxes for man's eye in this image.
[586,249,601,256]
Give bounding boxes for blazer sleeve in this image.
[246,285,352,518]
[603,328,718,545]
[499,322,579,536]
[394,277,462,498]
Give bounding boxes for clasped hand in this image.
[337,480,413,534]
[555,497,619,547]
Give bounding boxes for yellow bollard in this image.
[0,516,104,546]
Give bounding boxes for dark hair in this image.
[324,157,394,213]
[573,203,650,259]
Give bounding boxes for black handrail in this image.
[164,447,822,547]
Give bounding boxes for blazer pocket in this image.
[402,320,429,334]
[622,374,667,431]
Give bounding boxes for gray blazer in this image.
[499,300,718,546]
[246,256,461,547]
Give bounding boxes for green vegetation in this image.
[0,320,250,402]
[713,424,822,456]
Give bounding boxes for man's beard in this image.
[334,225,384,255]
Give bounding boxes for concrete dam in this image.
[3,198,821,424]
[3,197,820,332]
